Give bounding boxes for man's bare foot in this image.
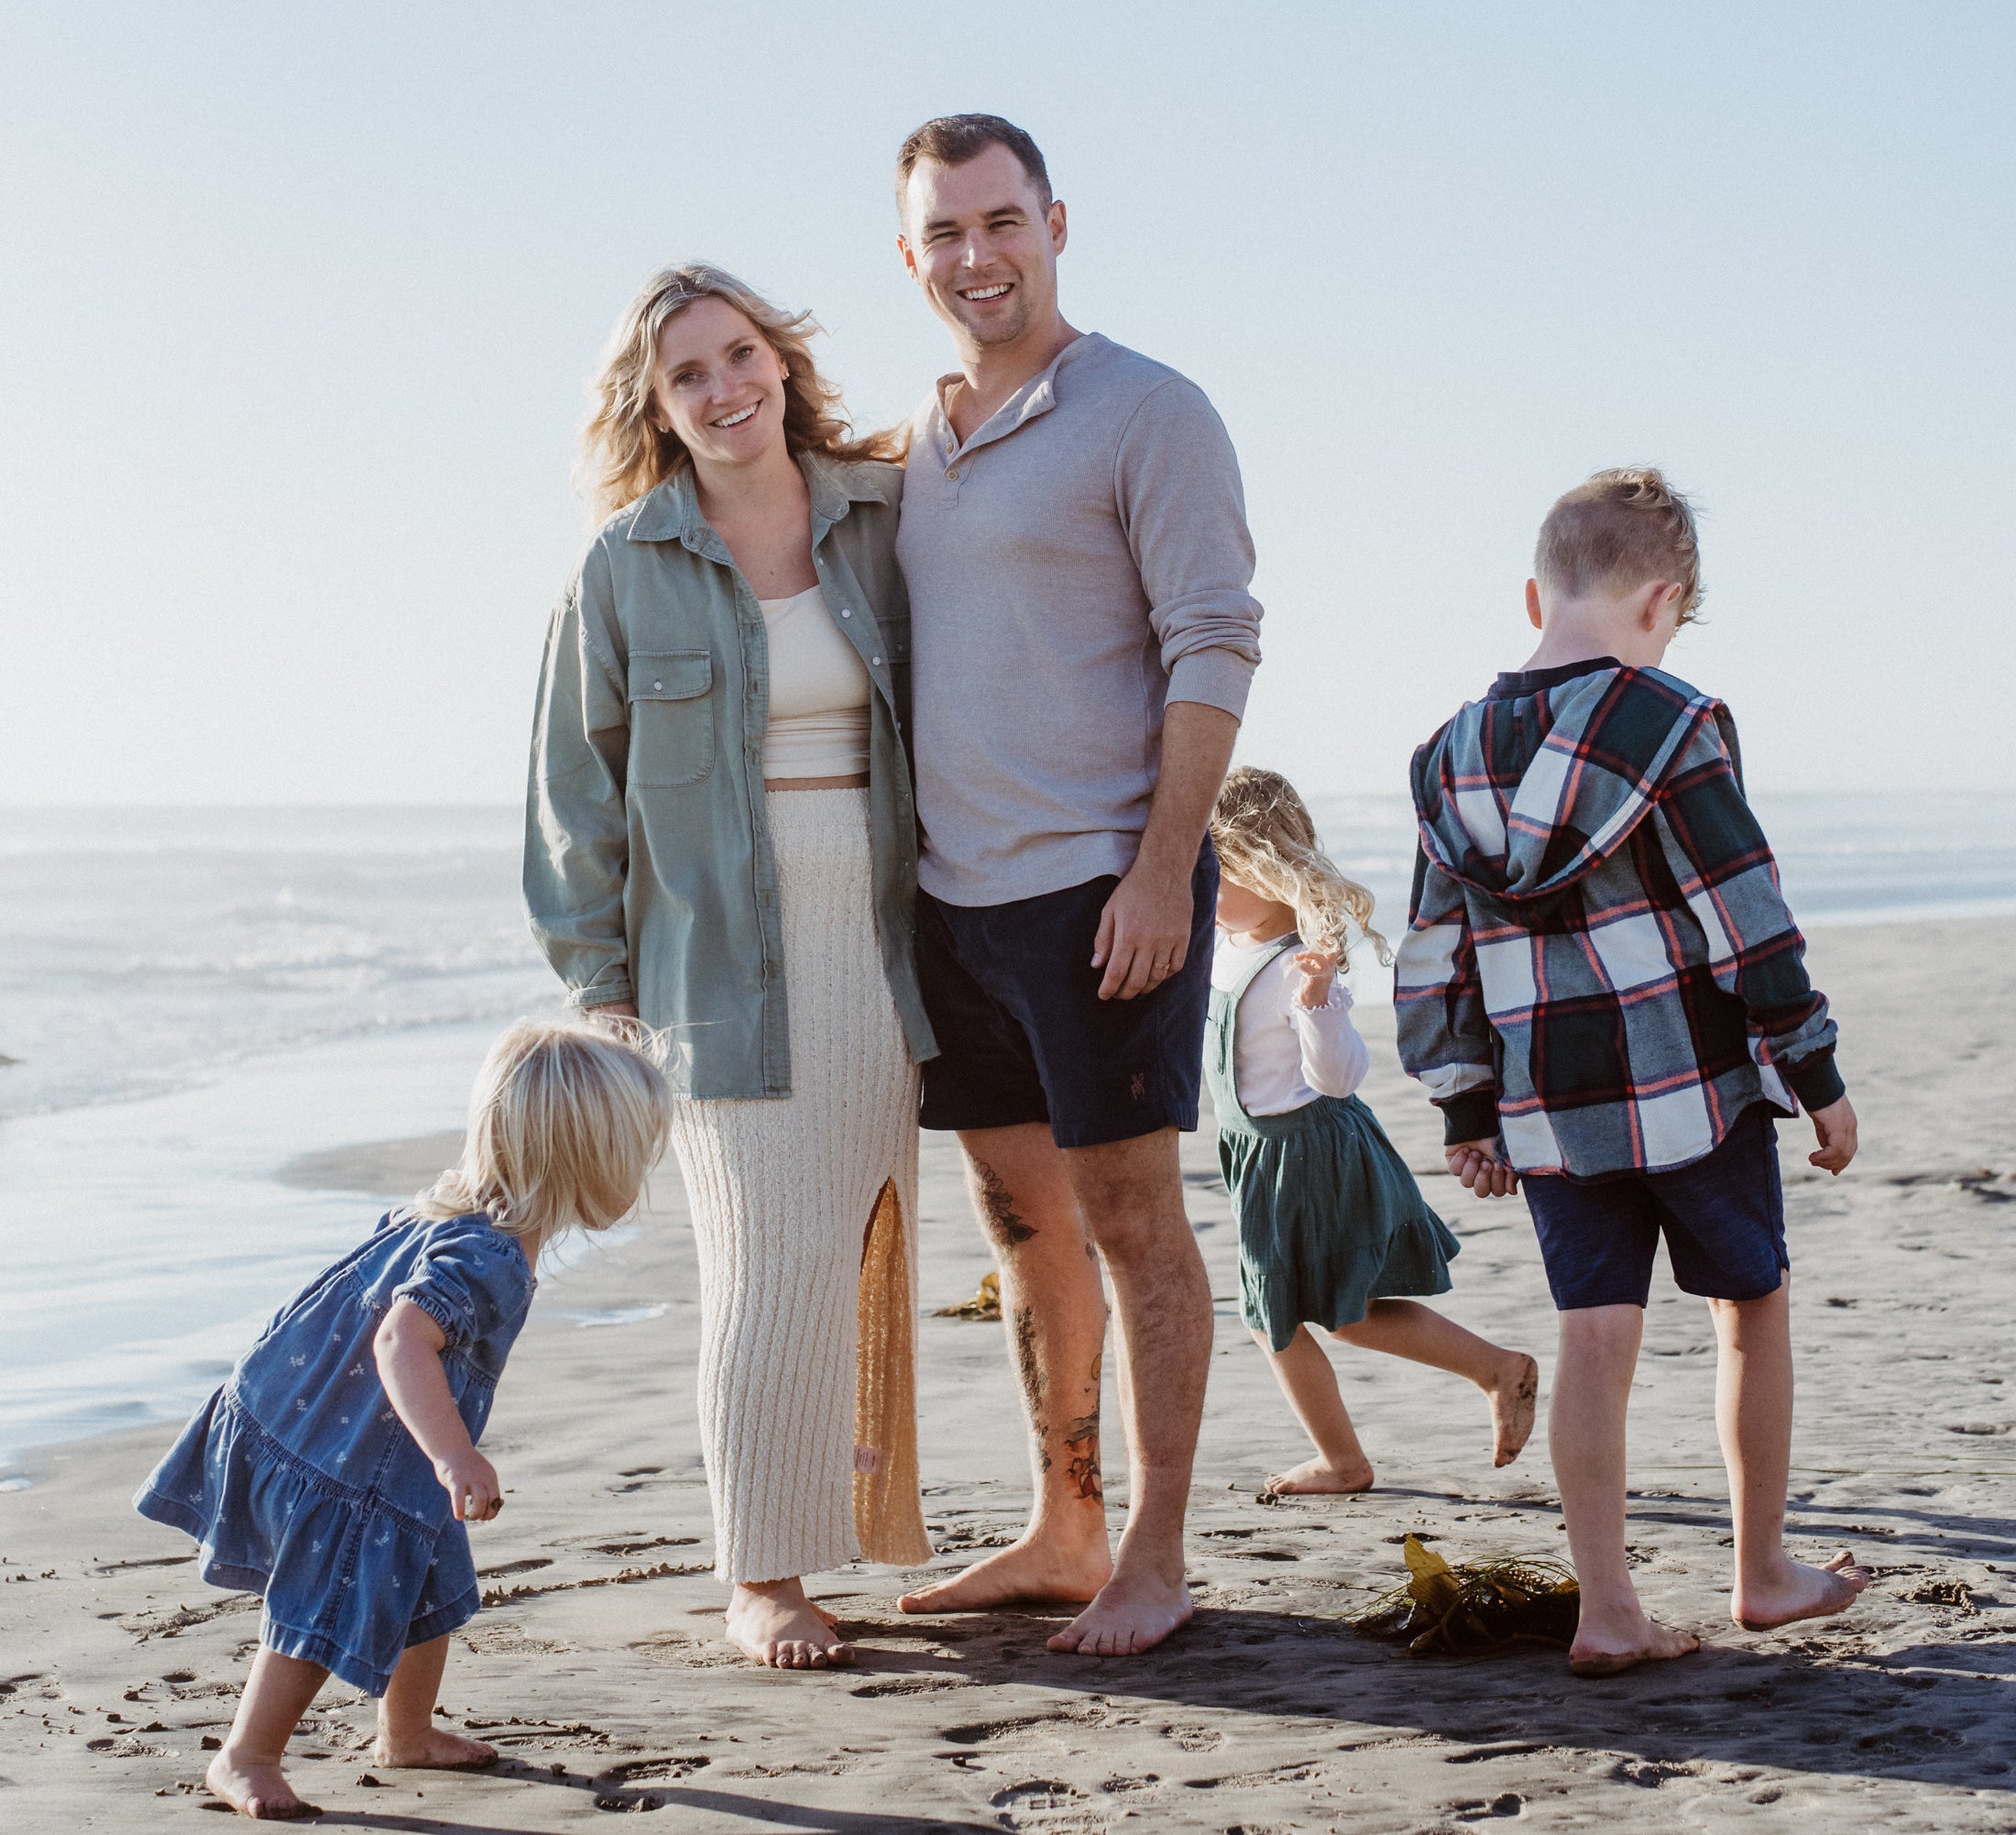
[897,1533,1112,1615]
[1733,1549,1868,1632]
[373,1726,499,1770]
[1569,1611,1701,1678]
[204,1749,321,1820]
[1047,1567,1193,1657]
[726,1577,854,1668]
[1258,1456,1375,1499]
[1488,1352,1539,1468]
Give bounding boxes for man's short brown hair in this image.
[895,114,1052,215]
[1536,467,1704,622]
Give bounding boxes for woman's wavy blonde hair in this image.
[578,262,904,523]
[1211,767,1390,970]
[413,1019,672,1264]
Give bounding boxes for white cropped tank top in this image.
[755,584,871,779]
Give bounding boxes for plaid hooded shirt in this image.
[1394,657,1845,1180]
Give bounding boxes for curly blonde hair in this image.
[577,262,903,524]
[1210,767,1390,970]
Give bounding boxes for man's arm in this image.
[1093,701,1238,1000]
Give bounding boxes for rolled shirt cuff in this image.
[1166,647,1256,721]
[1437,1088,1502,1147]
[568,976,636,1011]
[1782,1047,1846,1113]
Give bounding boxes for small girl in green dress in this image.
[1209,768,1539,1496]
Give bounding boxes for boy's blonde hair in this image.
[1211,767,1390,969]
[414,1019,672,1261]
[1536,467,1704,623]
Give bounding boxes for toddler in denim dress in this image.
[135,1019,670,1821]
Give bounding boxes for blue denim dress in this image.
[134,1211,534,1696]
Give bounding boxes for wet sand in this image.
[3,918,2013,1831]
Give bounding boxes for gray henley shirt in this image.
[897,332,1264,907]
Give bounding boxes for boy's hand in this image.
[1291,946,1341,1009]
[1808,1094,1858,1175]
[1446,1138,1519,1197]
[435,1449,503,1522]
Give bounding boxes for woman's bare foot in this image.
[204,1749,321,1820]
[373,1726,499,1770]
[1733,1548,1869,1632]
[1569,1610,1701,1678]
[1258,1456,1375,1499]
[727,1577,854,1668]
[1487,1352,1540,1468]
[1046,1567,1193,1657]
[897,1532,1112,1615]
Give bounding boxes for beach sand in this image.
[3,918,2012,1831]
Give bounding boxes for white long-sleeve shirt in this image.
[1212,933,1371,1116]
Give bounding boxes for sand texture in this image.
[3,919,2013,1831]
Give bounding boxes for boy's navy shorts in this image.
[1521,1103,1788,1311]
[917,844,1218,1150]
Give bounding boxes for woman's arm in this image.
[373,1299,502,1522]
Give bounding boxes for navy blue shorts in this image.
[1521,1104,1788,1311]
[917,845,1217,1149]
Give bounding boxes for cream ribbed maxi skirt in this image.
[665,788,930,1584]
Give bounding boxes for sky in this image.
[3,1,2011,807]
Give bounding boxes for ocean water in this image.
[2,794,2013,1466]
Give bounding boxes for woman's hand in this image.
[1291,946,1341,1009]
[434,1449,503,1522]
[1445,1138,1518,1197]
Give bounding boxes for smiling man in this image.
[891,115,1263,1656]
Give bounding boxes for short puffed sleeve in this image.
[391,1219,533,1351]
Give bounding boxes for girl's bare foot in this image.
[1488,1352,1539,1467]
[727,1577,854,1668]
[373,1726,499,1770]
[1258,1456,1375,1499]
[204,1749,321,1820]
[1569,1610,1701,1678]
[1733,1548,1869,1632]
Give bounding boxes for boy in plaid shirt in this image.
[1396,469,1865,1676]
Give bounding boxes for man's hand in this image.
[1092,863,1195,1001]
[1445,1137,1518,1197]
[1808,1094,1858,1175]
[434,1448,503,1522]
[1291,946,1341,1009]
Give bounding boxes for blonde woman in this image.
[1207,767,1538,1498]
[524,264,937,1669]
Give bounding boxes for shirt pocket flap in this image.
[629,651,712,703]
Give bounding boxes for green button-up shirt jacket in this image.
[523,454,937,1098]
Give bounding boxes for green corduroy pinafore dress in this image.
[1208,934,1463,1352]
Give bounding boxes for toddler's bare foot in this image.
[373,1726,499,1770]
[1258,1456,1375,1499]
[204,1749,321,1820]
[1569,1610,1700,1678]
[727,1578,854,1668]
[1733,1549,1868,1632]
[1488,1352,1539,1467]
[897,1532,1111,1615]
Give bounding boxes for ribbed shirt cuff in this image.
[1438,1088,1502,1146]
[1167,647,1257,721]
[1783,1048,1846,1113]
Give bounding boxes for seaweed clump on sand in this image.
[1349,1534,1580,1656]
[932,1270,1002,1321]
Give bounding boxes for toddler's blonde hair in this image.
[1211,767,1390,970]
[413,1019,672,1262]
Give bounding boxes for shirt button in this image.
[839,608,851,618]
[947,467,960,480]
[652,680,663,690]
[871,656,882,666]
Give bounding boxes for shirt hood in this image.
[1410,662,1739,908]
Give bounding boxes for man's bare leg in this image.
[1048,1126,1211,1657]
[1552,1302,1701,1677]
[1711,1278,1868,1630]
[897,1122,1113,1612]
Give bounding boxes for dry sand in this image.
[4,918,2013,1832]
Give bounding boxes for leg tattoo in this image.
[972,1159,1037,1248]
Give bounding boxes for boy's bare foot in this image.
[1046,1568,1192,1657]
[897,1533,1112,1615]
[726,1578,854,1668]
[1488,1352,1540,1467]
[1569,1611,1701,1678]
[204,1749,322,1820]
[373,1727,499,1770]
[1733,1549,1869,1632]
[1258,1456,1375,1498]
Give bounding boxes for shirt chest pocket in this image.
[628,651,715,787]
